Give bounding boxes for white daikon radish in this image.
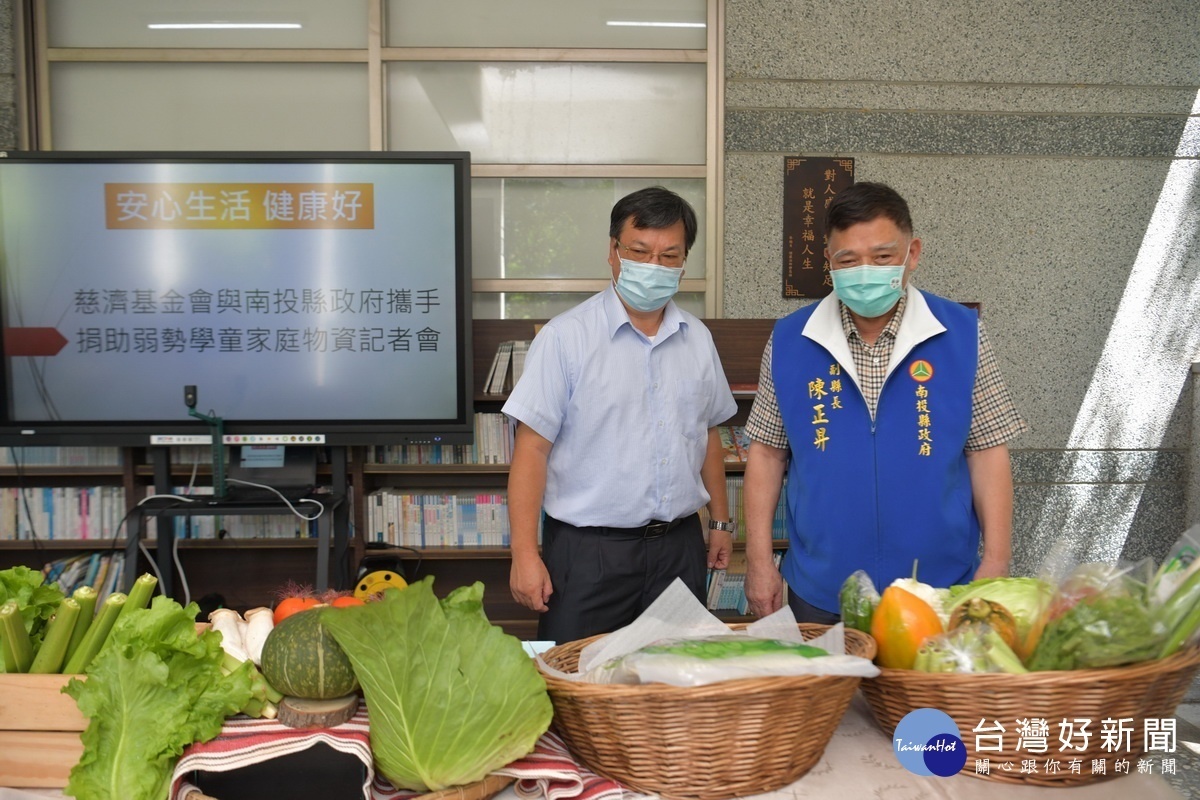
[243,606,275,666]
[209,607,249,662]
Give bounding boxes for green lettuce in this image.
[320,577,552,792]
[63,595,252,800]
[0,565,65,651]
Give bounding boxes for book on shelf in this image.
[716,425,750,463]
[706,549,784,613]
[42,551,125,604]
[510,340,530,388]
[718,426,740,463]
[485,341,513,394]
[363,413,514,466]
[1,485,126,541]
[714,474,786,541]
[0,446,123,467]
[141,485,315,541]
[366,489,523,548]
[483,340,532,395]
[83,551,103,588]
[731,426,751,461]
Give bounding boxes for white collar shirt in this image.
[503,285,737,528]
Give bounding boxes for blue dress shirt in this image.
[502,285,737,528]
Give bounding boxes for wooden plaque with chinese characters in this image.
[782,157,855,298]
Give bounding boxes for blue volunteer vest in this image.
[773,291,980,613]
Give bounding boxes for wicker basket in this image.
[537,623,877,800]
[860,645,1200,786]
[420,775,515,800]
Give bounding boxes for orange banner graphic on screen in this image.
[105,183,374,229]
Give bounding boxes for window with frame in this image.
[21,0,723,318]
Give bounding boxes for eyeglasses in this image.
[615,240,685,269]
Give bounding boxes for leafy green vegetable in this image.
[320,577,552,792]
[947,576,1052,645]
[1027,593,1164,671]
[0,565,65,652]
[63,595,252,800]
[839,570,879,633]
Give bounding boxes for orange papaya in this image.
[871,585,945,669]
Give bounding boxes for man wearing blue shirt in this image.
[743,182,1027,622]
[503,187,738,644]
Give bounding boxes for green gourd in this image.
[260,607,359,699]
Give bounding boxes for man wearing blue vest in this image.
[742,182,1027,622]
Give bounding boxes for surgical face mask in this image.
[831,251,909,318]
[615,258,682,312]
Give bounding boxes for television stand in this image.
[127,447,352,599]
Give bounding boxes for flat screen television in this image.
[0,150,472,446]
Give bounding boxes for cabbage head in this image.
[320,577,552,791]
[947,576,1053,644]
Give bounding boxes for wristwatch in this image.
[708,519,737,533]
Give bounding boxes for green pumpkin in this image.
[261,607,359,699]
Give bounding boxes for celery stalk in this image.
[982,629,1028,674]
[29,597,81,674]
[64,585,98,664]
[0,600,34,673]
[0,629,14,673]
[63,592,126,674]
[1161,599,1200,658]
[120,573,158,617]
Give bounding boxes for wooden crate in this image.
[0,673,86,788]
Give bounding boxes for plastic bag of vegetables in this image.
[838,570,880,633]
[1027,560,1164,671]
[911,623,1028,674]
[1151,524,1200,657]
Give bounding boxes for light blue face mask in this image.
[615,258,682,312]
[831,261,906,318]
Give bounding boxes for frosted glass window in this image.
[474,293,704,320]
[387,0,706,48]
[388,63,705,164]
[47,0,366,48]
[472,178,706,280]
[50,64,369,151]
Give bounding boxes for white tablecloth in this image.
[496,694,1186,800]
[5,695,1188,800]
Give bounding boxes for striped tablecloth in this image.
[170,702,631,800]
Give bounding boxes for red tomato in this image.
[330,595,365,608]
[273,596,320,625]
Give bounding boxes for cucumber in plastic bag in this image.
[839,569,880,633]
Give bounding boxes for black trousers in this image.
[787,587,842,625]
[537,512,706,644]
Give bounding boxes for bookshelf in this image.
[0,319,777,638]
[0,446,352,612]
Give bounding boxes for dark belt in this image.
[544,512,698,540]
[606,513,697,539]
